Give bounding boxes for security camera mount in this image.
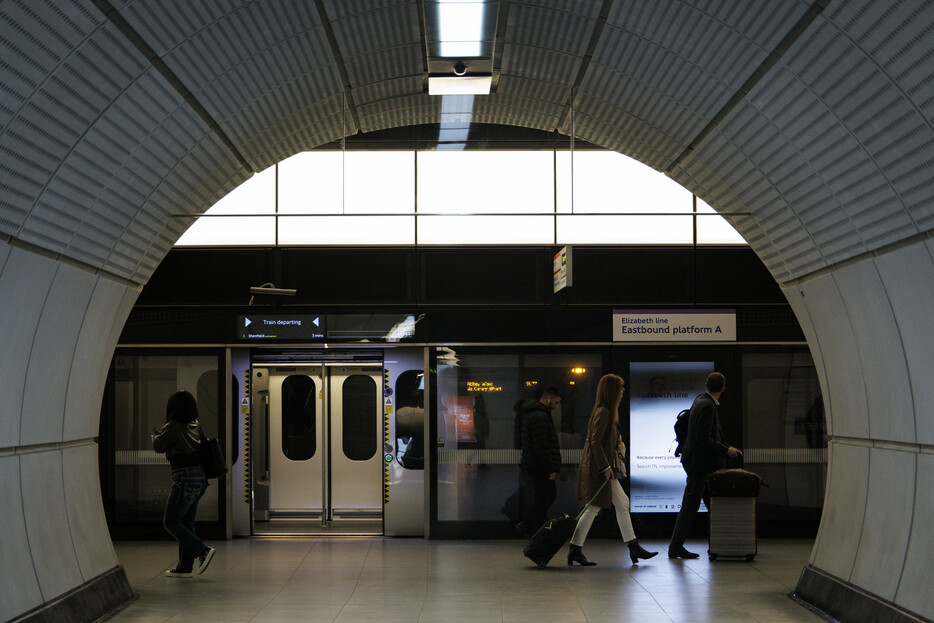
[249,285,296,296]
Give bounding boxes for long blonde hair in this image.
[592,373,624,425]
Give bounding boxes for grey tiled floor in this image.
[108,538,824,622]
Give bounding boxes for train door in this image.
[252,364,383,534]
[327,365,383,516]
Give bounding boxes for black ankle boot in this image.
[626,539,658,564]
[567,544,597,566]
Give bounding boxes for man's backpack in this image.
[673,408,691,457]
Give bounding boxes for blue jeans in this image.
[163,466,208,571]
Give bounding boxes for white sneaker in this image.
[197,547,216,575]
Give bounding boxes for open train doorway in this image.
[250,363,383,535]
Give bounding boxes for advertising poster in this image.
[451,396,476,443]
[629,361,713,513]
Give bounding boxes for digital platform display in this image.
[629,361,713,513]
[327,314,418,341]
[238,315,325,340]
[237,313,419,342]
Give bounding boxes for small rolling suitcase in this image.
[523,481,607,568]
[522,514,578,568]
[707,468,765,561]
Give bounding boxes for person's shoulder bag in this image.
[598,409,627,478]
[197,429,228,479]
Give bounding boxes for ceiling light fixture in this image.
[428,75,492,95]
[426,0,494,96]
[438,0,485,57]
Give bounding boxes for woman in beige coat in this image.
[567,373,658,566]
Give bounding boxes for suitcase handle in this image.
[574,480,609,521]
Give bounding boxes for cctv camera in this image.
[249,285,296,296]
[453,61,467,76]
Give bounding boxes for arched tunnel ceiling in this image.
[2,0,933,286]
[111,0,811,171]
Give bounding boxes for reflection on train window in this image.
[435,349,603,523]
[395,370,424,469]
[282,375,316,460]
[742,350,825,514]
[343,374,377,461]
[107,353,222,527]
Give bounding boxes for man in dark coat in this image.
[515,387,562,535]
[668,372,743,558]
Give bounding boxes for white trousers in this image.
[570,478,635,545]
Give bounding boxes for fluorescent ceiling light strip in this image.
[439,1,483,57]
[441,40,482,57]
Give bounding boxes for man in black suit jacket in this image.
[668,372,743,558]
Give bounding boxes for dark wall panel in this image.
[427,308,613,342]
[284,248,415,305]
[420,248,544,304]
[696,248,786,304]
[565,248,694,305]
[137,249,273,306]
[139,246,780,308]
[121,308,234,343]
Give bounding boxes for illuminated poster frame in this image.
[629,361,713,513]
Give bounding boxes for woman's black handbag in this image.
[198,434,228,479]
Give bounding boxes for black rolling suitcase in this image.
[522,514,578,568]
[707,468,765,561]
[523,481,607,568]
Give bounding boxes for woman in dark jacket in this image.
[153,390,215,578]
[567,374,657,566]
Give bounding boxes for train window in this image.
[435,349,602,524]
[741,351,825,516]
[342,374,377,461]
[106,353,222,527]
[281,375,316,460]
[395,370,424,469]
